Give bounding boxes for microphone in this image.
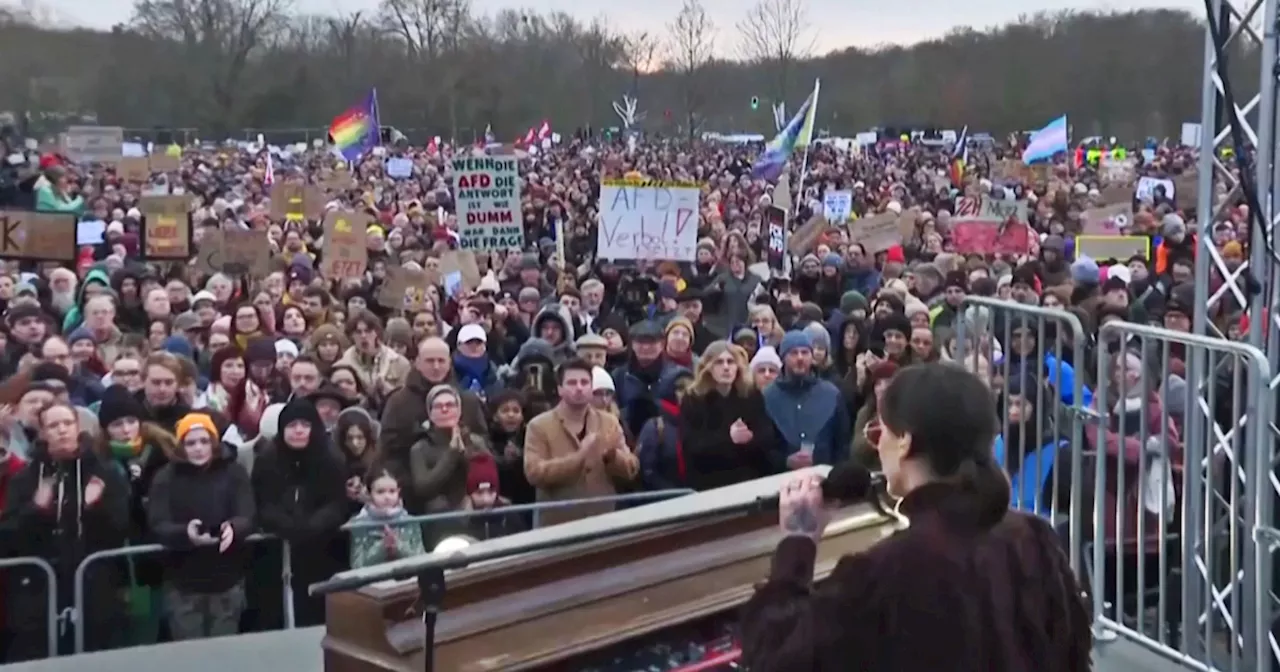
[756,462,887,510]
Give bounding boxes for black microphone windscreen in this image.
[821,462,875,502]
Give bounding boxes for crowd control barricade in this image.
[0,556,59,659]
[343,489,696,539]
[73,533,281,654]
[954,297,1091,572]
[1091,321,1272,671]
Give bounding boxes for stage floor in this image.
[0,627,1211,672]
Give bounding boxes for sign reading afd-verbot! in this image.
[451,157,523,252]
[596,179,700,262]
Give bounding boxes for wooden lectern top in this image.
[321,468,897,672]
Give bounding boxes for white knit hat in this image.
[750,346,782,370]
[591,367,615,392]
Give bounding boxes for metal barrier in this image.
[1088,321,1272,671]
[342,489,696,534]
[73,534,282,654]
[0,556,59,659]
[954,296,1091,573]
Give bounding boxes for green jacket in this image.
[348,506,427,568]
[35,182,85,216]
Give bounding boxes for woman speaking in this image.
[741,363,1092,672]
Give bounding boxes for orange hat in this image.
[176,413,220,445]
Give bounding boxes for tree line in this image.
[0,0,1259,143]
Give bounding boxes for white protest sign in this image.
[823,190,852,222]
[596,179,700,262]
[385,157,413,179]
[978,196,1029,223]
[450,156,523,252]
[64,126,124,164]
[1136,176,1174,202]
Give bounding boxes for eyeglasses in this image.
[113,369,141,377]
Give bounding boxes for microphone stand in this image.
[417,567,446,672]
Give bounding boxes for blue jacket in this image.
[992,434,1065,516]
[1042,353,1093,408]
[762,373,851,469]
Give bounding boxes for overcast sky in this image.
[43,0,1211,50]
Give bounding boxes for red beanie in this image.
[884,245,906,264]
[466,453,500,495]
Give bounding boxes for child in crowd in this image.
[348,467,426,568]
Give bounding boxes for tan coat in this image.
[523,405,639,527]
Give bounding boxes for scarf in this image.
[453,353,490,394]
[658,399,685,480]
[666,348,693,368]
[235,330,262,351]
[109,436,144,461]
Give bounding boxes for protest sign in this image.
[896,207,922,242]
[1099,156,1137,184]
[140,195,193,260]
[197,228,272,276]
[319,210,369,280]
[979,196,1029,223]
[1136,176,1174,202]
[1174,171,1199,211]
[765,206,787,271]
[1075,235,1150,262]
[849,212,901,253]
[377,266,431,311]
[786,213,829,255]
[597,179,700,261]
[118,157,151,182]
[0,210,77,261]
[269,183,323,221]
[64,126,123,163]
[1080,203,1133,236]
[951,220,1032,256]
[823,189,852,222]
[149,152,181,173]
[451,156,522,252]
[440,250,481,290]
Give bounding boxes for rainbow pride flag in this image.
[328,90,380,161]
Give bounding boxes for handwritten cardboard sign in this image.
[1173,171,1199,211]
[269,183,323,221]
[377,266,432,311]
[951,220,1032,256]
[786,213,829,255]
[140,195,193,260]
[440,249,481,290]
[118,157,151,182]
[149,152,181,173]
[1075,235,1150,262]
[596,181,699,261]
[0,210,77,261]
[197,228,272,276]
[1080,203,1133,236]
[848,211,901,253]
[979,196,1029,223]
[319,210,369,280]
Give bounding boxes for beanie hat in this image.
[67,327,95,347]
[245,337,277,365]
[176,412,220,445]
[802,322,831,352]
[591,366,615,392]
[664,316,694,339]
[822,253,843,269]
[1069,256,1101,285]
[466,452,500,495]
[839,291,868,314]
[1162,213,1187,238]
[778,330,813,359]
[98,384,146,429]
[275,339,299,358]
[750,345,782,370]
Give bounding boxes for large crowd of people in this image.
[0,127,1247,662]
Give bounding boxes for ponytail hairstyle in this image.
[879,363,1011,528]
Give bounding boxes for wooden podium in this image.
[318,470,898,672]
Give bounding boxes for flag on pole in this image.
[327,89,381,162]
[795,79,821,149]
[484,124,496,145]
[751,79,820,182]
[1022,115,1069,165]
[263,151,274,186]
[949,125,968,188]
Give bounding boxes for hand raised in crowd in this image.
[84,476,104,507]
[450,426,467,452]
[33,476,56,509]
[729,418,753,445]
[219,521,235,553]
[0,404,16,429]
[382,525,399,549]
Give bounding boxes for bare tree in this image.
[377,0,467,61]
[131,0,290,129]
[620,30,657,94]
[736,0,815,105]
[666,0,715,138]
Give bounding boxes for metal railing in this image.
[0,556,59,659]
[954,296,1091,573]
[72,533,281,654]
[341,489,695,533]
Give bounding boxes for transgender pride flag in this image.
[1021,115,1068,164]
